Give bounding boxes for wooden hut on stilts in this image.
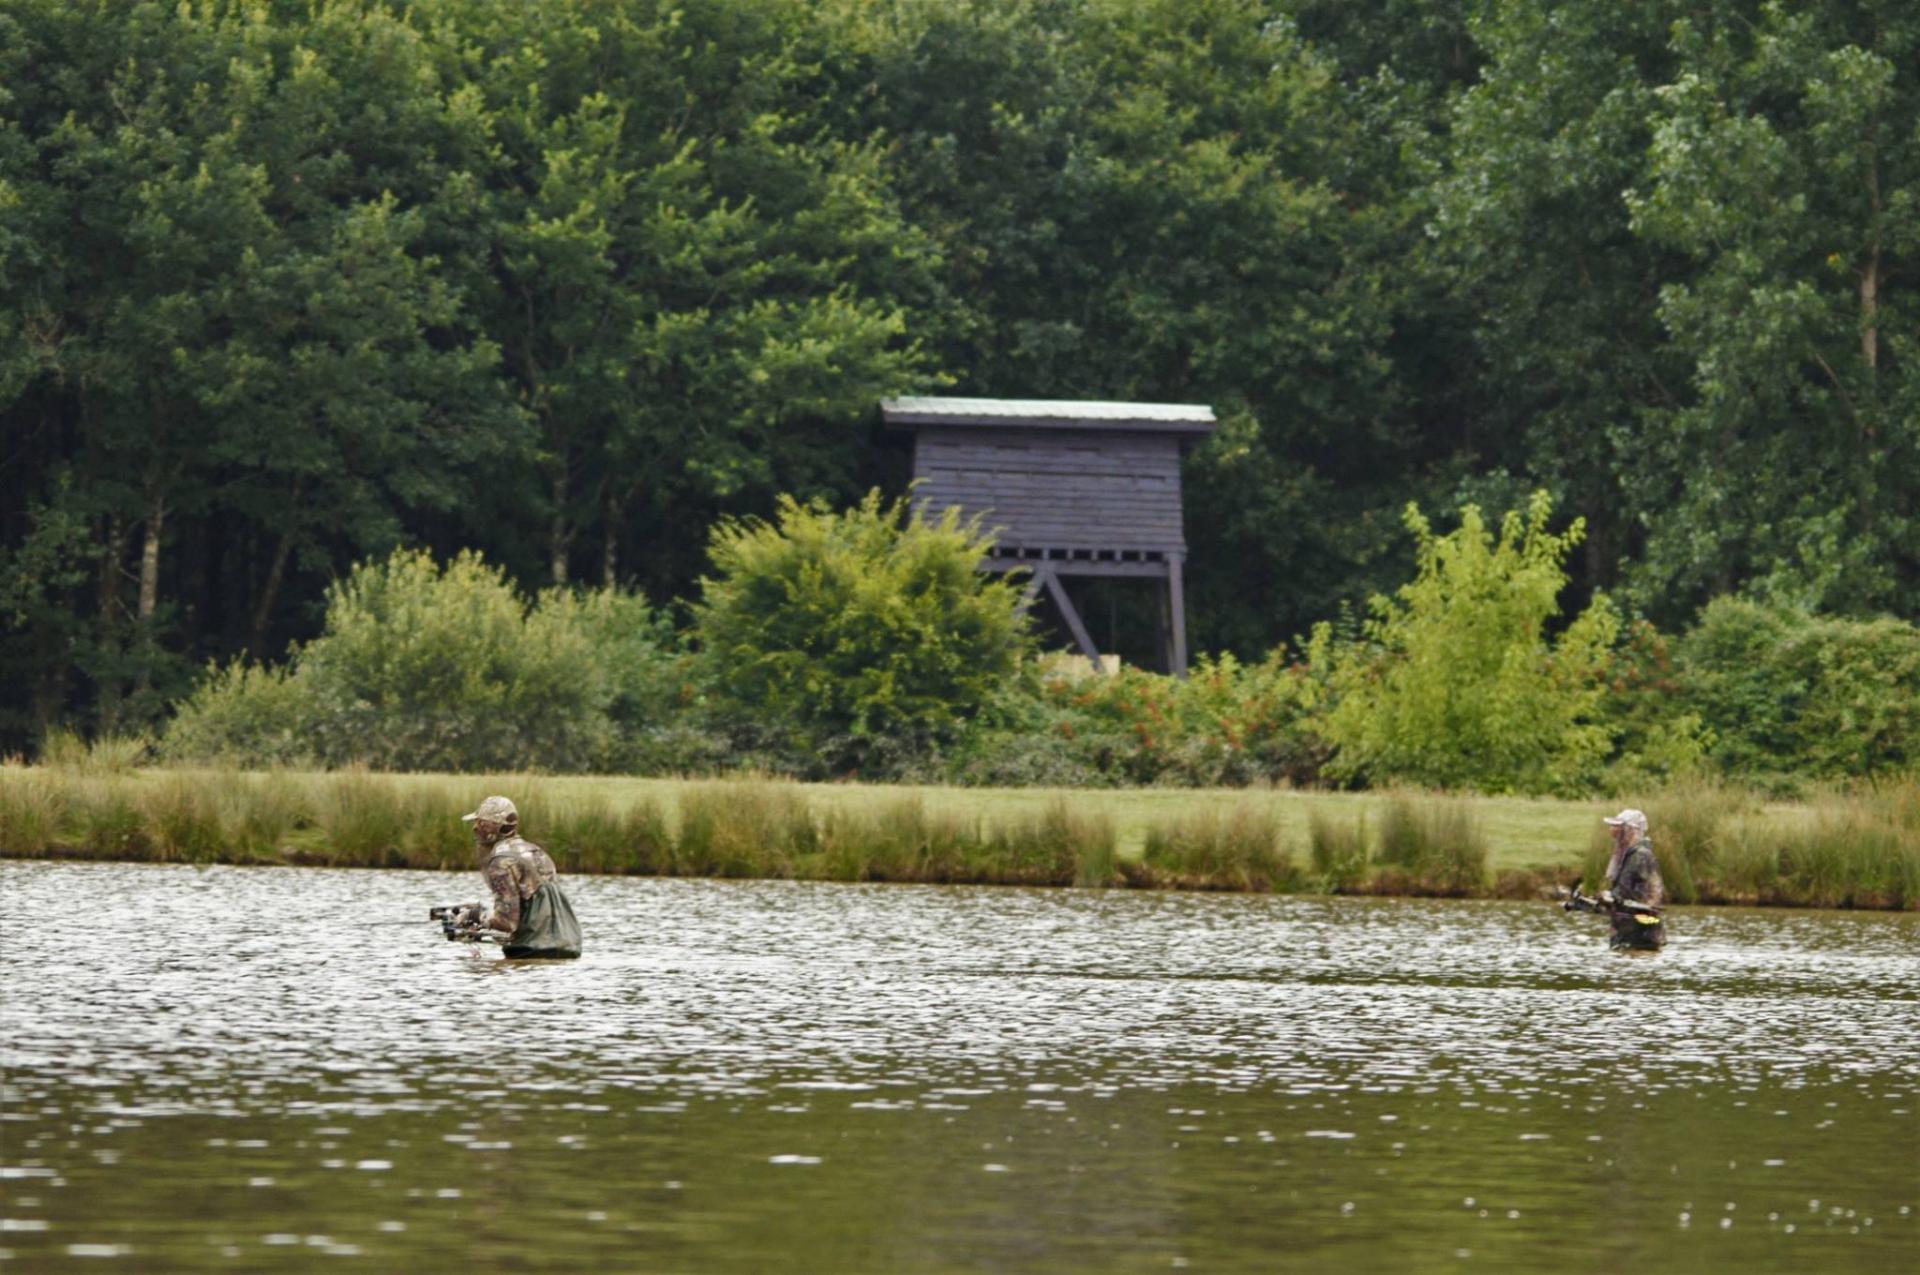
[881,396,1217,675]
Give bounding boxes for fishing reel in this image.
[429,902,486,941]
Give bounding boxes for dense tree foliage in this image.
[3,0,1916,760]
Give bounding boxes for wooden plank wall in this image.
[911,427,1187,552]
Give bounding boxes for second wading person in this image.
[457,795,582,959]
[1599,808,1666,952]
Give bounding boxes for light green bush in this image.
[162,662,318,767]
[1315,491,1617,795]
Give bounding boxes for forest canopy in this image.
[2,0,1915,758]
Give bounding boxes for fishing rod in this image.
[1560,883,1662,917]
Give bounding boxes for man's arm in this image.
[473,852,523,935]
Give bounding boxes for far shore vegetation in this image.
[4,761,1915,912]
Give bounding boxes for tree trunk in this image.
[94,513,128,732]
[249,481,302,656]
[97,512,127,624]
[1860,250,1879,375]
[602,487,621,589]
[550,463,570,586]
[138,491,165,622]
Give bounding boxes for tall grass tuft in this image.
[76,779,150,859]
[676,780,816,878]
[1777,805,1915,908]
[398,786,472,870]
[1374,795,1487,896]
[140,774,227,862]
[982,800,1108,886]
[538,793,671,875]
[316,769,410,865]
[1308,810,1370,892]
[1139,805,1293,891]
[1642,781,1751,904]
[223,772,314,862]
[1070,804,1119,888]
[818,798,980,883]
[0,764,66,856]
[38,729,151,776]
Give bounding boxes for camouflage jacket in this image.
[1607,838,1666,948]
[476,834,557,936]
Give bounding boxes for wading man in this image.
[1599,808,1665,952]
[457,795,582,959]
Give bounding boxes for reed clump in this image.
[315,768,412,866]
[37,729,151,776]
[1134,804,1294,891]
[676,780,816,878]
[1371,794,1487,896]
[222,772,314,862]
[76,779,150,859]
[980,800,1109,886]
[0,763,68,856]
[0,765,1913,909]
[538,793,672,875]
[1307,810,1371,892]
[139,773,227,862]
[818,798,979,883]
[1774,800,1919,909]
[1641,780,1754,903]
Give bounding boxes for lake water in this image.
[1,860,1915,1272]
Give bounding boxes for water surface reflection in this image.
[2,862,1914,1271]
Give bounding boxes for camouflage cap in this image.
[1603,808,1647,833]
[461,795,519,825]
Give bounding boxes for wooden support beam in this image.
[1018,568,1046,608]
[985,557,1171,579]
[1040,567,1102,670]
[1168,552,1189,677]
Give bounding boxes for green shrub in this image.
[1679,600,1920,780]
[948,652,1329,789]
[164,550,677,774]
[693,490,1030,773]
[161,662,318,767]
[1315,491,1617,795]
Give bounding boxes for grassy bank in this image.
[1,762,1915,909]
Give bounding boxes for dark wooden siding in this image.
[911,427,1187,552]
